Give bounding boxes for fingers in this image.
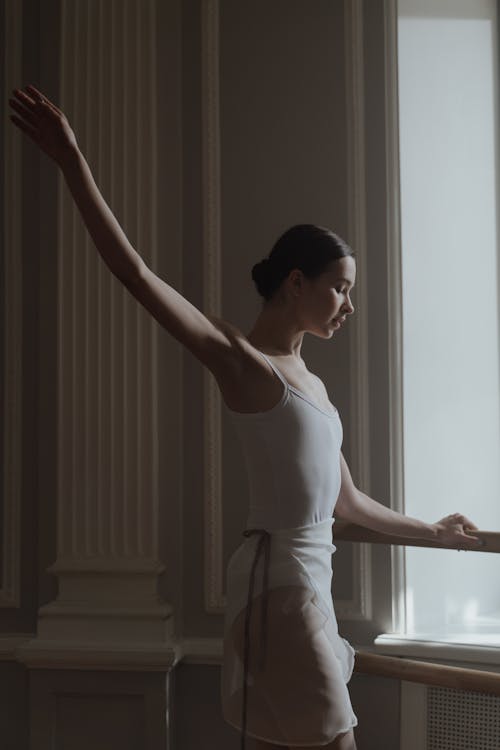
[25,84,63,116]
[9,113,38,141]
[458,530,485,548]
[462,518,479,531]
[451,513,479,531]
[9,96,39,127]
[462,533,480,544]
[457,513,481,545]
[25,83,47,102]
[11,85,61,118]
[24,84,50,107]
[12,88,38,111]
[442,513,483,549]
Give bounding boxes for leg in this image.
[252,740,288,750]
[230,586,357,749]
[252,728,357,750]
[297,728,357,750]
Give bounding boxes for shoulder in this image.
[206,316,265,370]
[206,315,247,348]
[205,316,283,412]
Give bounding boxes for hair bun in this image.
[251,258,274,298]
[251,257,270,279]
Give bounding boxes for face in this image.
[289,256,356,338]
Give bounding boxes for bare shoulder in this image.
[126,264,275,399]
[205,314,273,374]
[128,264,266,379]
[205,315,264,367]
[205,315,247,348]
[205,316,283,413]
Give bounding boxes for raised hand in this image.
[8,84,79,165]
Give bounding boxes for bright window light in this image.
[398,0,500,643]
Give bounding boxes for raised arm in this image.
[8,84,236,372]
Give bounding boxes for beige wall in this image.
[1,1,402,748]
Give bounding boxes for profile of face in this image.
[285,256,356,338]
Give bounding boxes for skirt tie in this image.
[240,527,271,750]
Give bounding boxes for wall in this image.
[0,1,402,748]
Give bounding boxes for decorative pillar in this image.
[18,0,178,671]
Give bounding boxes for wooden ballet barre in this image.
[333,520,500,553]
[353,651,500,696]
[334,522,500,694]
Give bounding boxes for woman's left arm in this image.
[335,451,483,549]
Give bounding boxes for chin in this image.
[310,327,334,340]
[306,318,338,338]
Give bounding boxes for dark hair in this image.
[251,224,355,302]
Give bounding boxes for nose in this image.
[343,298,355,316]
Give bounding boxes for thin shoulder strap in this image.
[257,351,289,388]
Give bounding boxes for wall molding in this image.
[338,0,372,623]
[0,634,34,660]
[201,0,225,614]
[179,637,223,665]
[1,0,23,610]
[383,0,406,636]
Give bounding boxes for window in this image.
[397,0,500,644]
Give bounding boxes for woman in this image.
[9,85,483,750]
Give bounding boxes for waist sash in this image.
[240,527,271,750]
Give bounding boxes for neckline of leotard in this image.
[257,350,338,419]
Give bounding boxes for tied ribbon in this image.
[240,528,271,750]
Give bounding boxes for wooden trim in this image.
[383,0,406,637]
[340,0,372,624]
[201,0,224,614]
[354,650,500,696]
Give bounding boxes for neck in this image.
[246,304,305,358]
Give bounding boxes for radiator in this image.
[401,682,500,750]
[427,686,500,750]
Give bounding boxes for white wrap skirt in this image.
[221,517,358,747]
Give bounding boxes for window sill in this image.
[372,631,500,667]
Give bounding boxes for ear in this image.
[287,268,306,295]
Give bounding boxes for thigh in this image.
[298,728,357,750]
[231,585,355,746]
[251,728,357,750]
[251,740,288,750]
[231,585,326,668]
